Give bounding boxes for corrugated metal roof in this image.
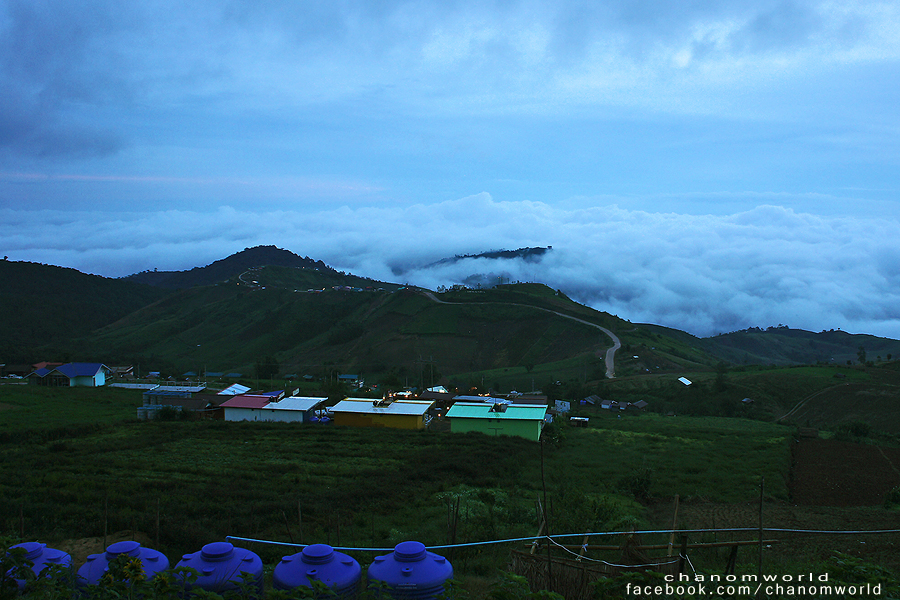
[452,395,503,403]
[109,383,158,390]
[218,383,251,396]
[446,403,547,421]
[144,390,191,398]
[149,384,208,393]
[56,363,107,378]
[266,397,326,412]
[220,395,271,409]
[331,399,432,416]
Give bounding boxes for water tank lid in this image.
[200,542,235,562]
[300,544,335,565]
[393,541,427,562]
[106,541,140,558]
[12,542,44,561]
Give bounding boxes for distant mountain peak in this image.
[123,245,335,289]
[424,246,552,269]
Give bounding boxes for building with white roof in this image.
[330,398,435,430]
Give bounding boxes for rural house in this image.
[219,393,328,423]
[330,398,434,430]
[256,396,327,423]
[445,402,547,441]
[137,389,225,420]
[220,394,273,421]
[28,363,110,387]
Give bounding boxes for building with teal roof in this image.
[445,402,547,441]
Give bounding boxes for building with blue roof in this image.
[29,363,110,387]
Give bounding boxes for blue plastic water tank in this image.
[175,542,263,594]
[9,542,73,592]
[76,540,169,587]
[367,541,453,599]
[273,543,361,598]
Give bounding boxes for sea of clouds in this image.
[3,193,899,339]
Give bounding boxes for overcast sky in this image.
[2,0,899,338]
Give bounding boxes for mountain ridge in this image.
[122,245,334,289]
[2,248,899,375]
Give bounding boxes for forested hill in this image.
[123,245,334,289]
[422,246,551,268]
[0,259,167,361]
[642,323,900,367]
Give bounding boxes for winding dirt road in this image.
[420,290,621,378]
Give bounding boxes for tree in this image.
[857,346,867,365]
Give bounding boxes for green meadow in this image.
[6,384,900,598]
[2,387,790,565]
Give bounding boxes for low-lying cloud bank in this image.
[3,194,898,339]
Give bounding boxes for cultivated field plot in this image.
[786,380,900,434]
[649,436,900,575]
[791,438,900,506]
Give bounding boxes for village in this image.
[5,361,652,442]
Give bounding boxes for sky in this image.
[2,0,899,338]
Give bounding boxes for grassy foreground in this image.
[7,384,900,597]
[3,387,787,553]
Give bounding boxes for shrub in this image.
[834,421,871,440]
[619,466,654,502]
[884,485,900,509]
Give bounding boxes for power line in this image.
[227,526,900,554]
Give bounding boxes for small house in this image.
[29,363,109,387]
[220,395,272,421]
[445,403,547,441]
[257,396,327,423]
[330,398,434,430]
[109,366,134,379]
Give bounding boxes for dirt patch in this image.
[50,530,156,569]
[790,438,900,506]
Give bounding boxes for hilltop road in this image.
[420,291,621,378]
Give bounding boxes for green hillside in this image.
[700,326,900,365]
[82,280,659,383]
[0,259,168,362]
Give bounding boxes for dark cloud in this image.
[0,0,129,158]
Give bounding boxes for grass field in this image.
[2,387,786,552]
[0,384,142,438]
[3,384,899,596]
